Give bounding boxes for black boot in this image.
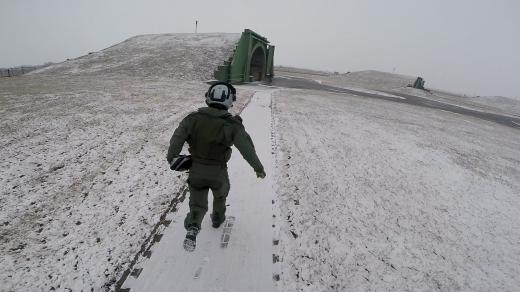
[210,213,226,228]
[183,224,200,252]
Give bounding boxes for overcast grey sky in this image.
[1,0,519,98]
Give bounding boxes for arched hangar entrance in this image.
[249,45,266,81]
[214,29,275,84]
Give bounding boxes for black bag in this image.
[170,155,192,171]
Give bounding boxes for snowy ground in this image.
[2,34,520,291]
[272,88,520,291]
[1,32,247,291]
[467,95,520,117]
[275,67,520,118]
[392,87,520,119]
[31,33,240,80]
[0,74,253,291]
[276,67,416,92]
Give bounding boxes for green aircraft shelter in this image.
[214,29,275,84]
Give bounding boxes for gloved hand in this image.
[256,170,266,179]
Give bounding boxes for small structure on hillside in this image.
[411,77,426,90]
[1,63,54,77]
[1,67,31,77]
[214,29,275,83]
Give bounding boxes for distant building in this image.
[214,29,275,83]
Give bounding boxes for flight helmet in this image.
[205,82,236,110]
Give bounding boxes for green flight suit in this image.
[167,106,264,230]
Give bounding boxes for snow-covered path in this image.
[121,90,276,292]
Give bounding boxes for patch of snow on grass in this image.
[272,88,520,291]
[30,33,241,80]
[0,74,253,291]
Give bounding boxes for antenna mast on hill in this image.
[195,20,198,33]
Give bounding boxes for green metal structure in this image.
[214,29,275,84]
